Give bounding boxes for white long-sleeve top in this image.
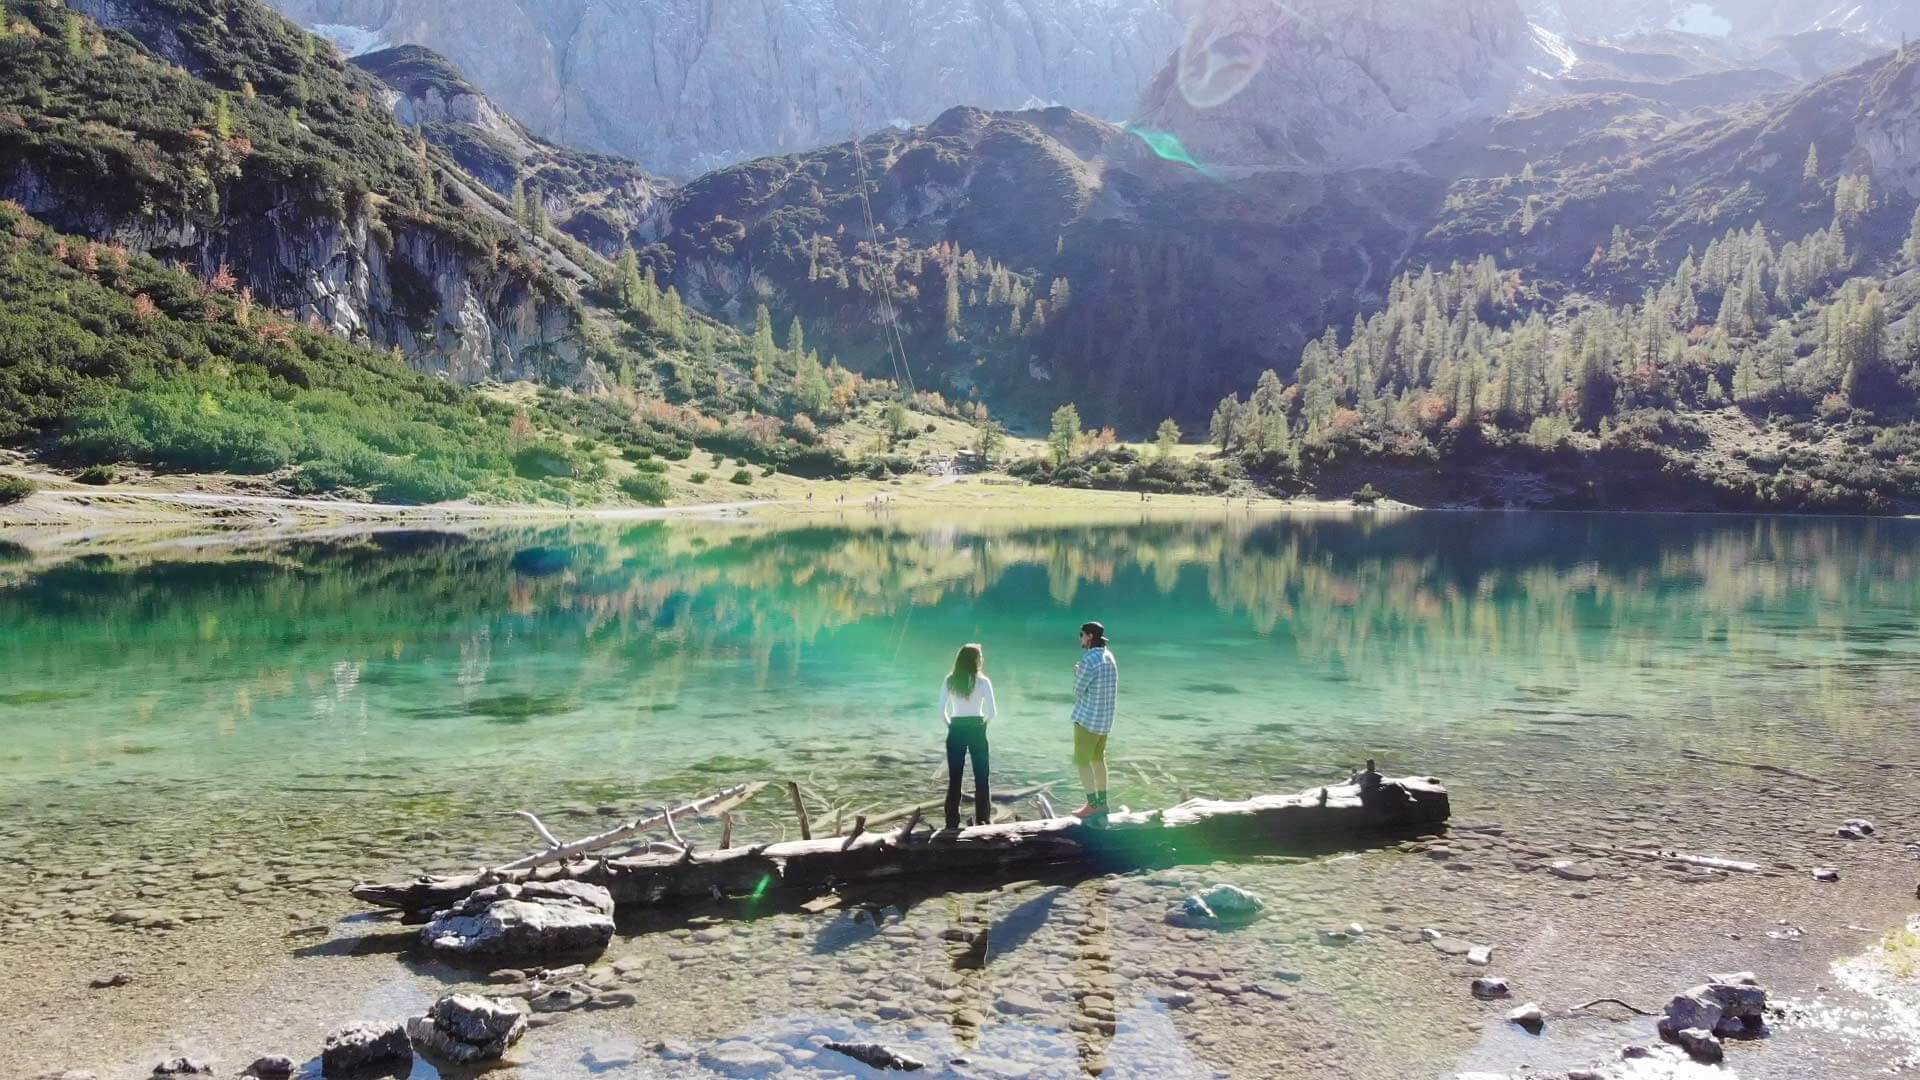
[940,675,998,723]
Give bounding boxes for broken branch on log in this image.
[487,783,766,876]
[504,811,562,849]
[841,816,867,851]
[353,776,1449,916]
[788,781,813,842]
[895,808,922,845]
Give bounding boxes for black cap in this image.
[1080,621,1107,643]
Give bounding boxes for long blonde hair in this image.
[947,643,984,697]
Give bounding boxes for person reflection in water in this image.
[940,643,997,831]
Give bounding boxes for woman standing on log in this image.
[940,643,998,831]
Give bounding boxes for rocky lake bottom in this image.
[7,735,1920,1080]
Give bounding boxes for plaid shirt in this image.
[1072,646,1118,734]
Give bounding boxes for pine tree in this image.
[786,316,806,362]
[1048,404,1082,466]
[1903,205,1920,266]
[1803,143,1821,183]
[616,243,642,310]
[943,264,961,337]
[1154,418,1181,460]
[793,349,832,414]
[526,185,548,235]
[1210,395,1243,451]
[751,305,777,371]
[973,419,1007,461]
[511,177,527,224]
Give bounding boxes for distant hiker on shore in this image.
[940,643,998,831]
[1072,621,1118,820]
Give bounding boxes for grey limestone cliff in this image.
[267,0,1186,176]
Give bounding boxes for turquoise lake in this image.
[4,510,1920,1080]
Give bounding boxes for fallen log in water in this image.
[352,774,1449,916]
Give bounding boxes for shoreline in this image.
[0,469,1387,557]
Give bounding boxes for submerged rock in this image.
[1812,867,1840,882]
[420,880,615,958]
[1548,860,1597,881]
[407,994,528,1064]
[243,1057,294,1079]
[320,1022,411,1077]
[1169,884,1266,928]
[698,1042,785,1077]
[149,1060,213,1077]
[825,1041,926,1071]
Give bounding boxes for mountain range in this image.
[264,0,1919,176]
[3,0,1918,514]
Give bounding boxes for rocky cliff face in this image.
[39,0,595,389]
[266,0,1186,176]
[352,46,668,258]
[1135,0,1554,170]
[1528,0,1920,43]
[1857,48,1920,198]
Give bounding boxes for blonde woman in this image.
[940,643,998,830]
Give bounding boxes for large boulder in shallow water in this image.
[320,1022,411,1076]
[421,880,615,959]
[407,994,528,1063]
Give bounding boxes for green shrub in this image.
[512,442,578,480]
[619,472,670,506]
[285,459,356,495]
[1354,482,1383,504]
[689,471,711,484]
[0,475,34,505]
[730,469,754,486]
[373,461,469,505]
[75,465,117,486]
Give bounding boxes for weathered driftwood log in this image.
[353,776,1448,916]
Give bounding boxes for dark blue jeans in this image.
[945,716,990,829]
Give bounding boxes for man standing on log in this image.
[1072,621,1117,820]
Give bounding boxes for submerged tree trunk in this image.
[353,776,1450,916]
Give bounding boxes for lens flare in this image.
[1125,125,1217,178]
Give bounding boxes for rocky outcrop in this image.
[419,880,616,958]
[1136,0,1553,169]
[1858,49,1920,198]
[351,45,668,257]
[266,0,1187,176]
[27,0,599,391]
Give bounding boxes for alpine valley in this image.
[1,0,1918,514]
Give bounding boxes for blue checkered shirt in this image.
[1072,647,1117,734]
